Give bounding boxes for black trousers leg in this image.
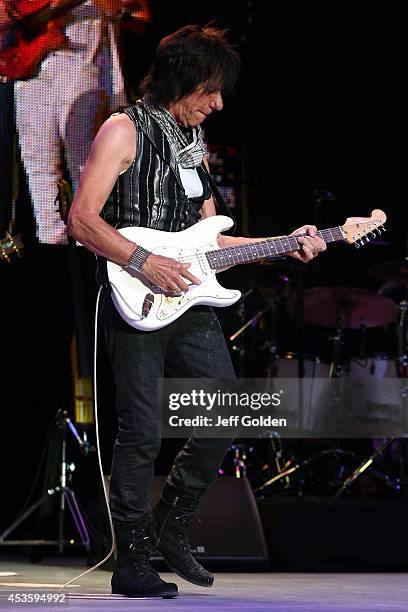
[102,291,236,521]
[103,293,169,523]
[164,307,236,501]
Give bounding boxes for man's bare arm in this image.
[67,113,137,266]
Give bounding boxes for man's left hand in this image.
[288,225,327,262]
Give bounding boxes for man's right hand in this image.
[141,254,201,293]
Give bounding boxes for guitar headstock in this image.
[341,209,387,248]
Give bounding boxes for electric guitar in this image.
[0,0,86,81]
[106,210,387,332]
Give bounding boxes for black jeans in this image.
[101,291,236,524]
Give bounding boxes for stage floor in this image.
[0,558,407,610]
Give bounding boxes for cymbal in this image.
[368,260,408,283]
[303,287,399,329]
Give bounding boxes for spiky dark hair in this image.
[139,24,241,106]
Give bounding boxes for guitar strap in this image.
[201,163,236,234]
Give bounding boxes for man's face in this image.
[168,86,224,127]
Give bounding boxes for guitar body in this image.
[0,25,68,80]
[106,216,241,332]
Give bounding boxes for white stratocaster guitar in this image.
[107,209,386,331]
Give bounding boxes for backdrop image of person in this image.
[3,0,151,244]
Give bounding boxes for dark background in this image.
[1,0,408,564]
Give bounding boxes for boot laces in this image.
[174,509,196,551]
[127,528,158,575]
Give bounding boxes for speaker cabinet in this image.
[150,476,269,569]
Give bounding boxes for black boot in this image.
[151,493,214,587]
[112,519,178,598]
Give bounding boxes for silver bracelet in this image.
[125,245,151,272]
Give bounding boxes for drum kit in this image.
[223,256,408,498]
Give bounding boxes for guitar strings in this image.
[176,230,344,265]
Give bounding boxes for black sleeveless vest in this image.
[101,101,211,232]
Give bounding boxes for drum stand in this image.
[253,461,302,494]
[230,297,279,377]
[253,448,353,495]
[0,409,91,554]
[396,295,408,378]
[334,437,401,498]
[328,326,347,380]
[229,293,291,486]
[328,297,352,381]
[334,292,408,498]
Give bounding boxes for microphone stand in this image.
[0,409,93,553]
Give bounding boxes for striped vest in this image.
[101,101,211,232]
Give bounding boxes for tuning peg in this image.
[370,232,376,239]
[355,241,361,249]
[381,225,386,232]
[365,235,371,242]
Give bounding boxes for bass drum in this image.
[342,354,401,424]
[272,353,330,433]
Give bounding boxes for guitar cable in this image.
[59,285,116,593]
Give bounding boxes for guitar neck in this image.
[206,226,345,271]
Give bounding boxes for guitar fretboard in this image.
[205,227,345,270]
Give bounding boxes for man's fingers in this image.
[180,263,201,285]
[304,225,317,237]
[297,237,315,261]
[291,224,317,237]
[288,230,326,263]
[173,277,189,292]
[142,255,201,291]
[300,245,313,261]
[302,228,327,252]
[298,236,316,253]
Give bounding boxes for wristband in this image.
[125,245,151,272]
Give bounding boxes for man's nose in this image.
[210,91,223,111]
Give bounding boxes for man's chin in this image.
[194,112,207,125]
[184,114,205,128]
